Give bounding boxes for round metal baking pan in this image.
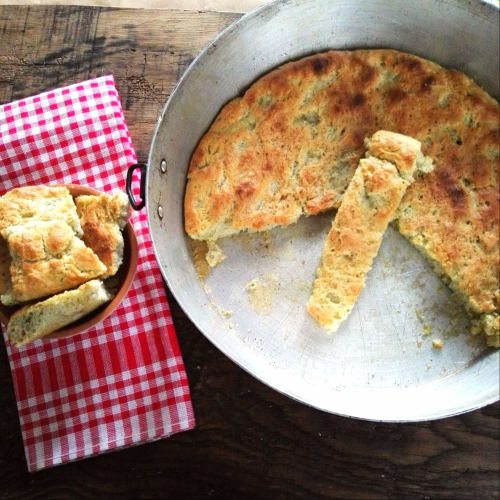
[138,0,499,421]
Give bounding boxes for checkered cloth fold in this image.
[0,76,195,472]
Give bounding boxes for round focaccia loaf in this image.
[185,49,499,343]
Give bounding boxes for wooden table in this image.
[0,6,498,499]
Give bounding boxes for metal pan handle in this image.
[126,163,147,211]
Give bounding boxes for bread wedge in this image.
[7,279,112,346]
[307,131,431,332]
[0,185,82,238]
[2,220,106,304]
[75,191,130,278]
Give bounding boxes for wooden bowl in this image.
[0,184,138,341]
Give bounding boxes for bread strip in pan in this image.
[307,131,432,332]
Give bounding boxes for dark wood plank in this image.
[0,6,499,500]
[0,5,238,161]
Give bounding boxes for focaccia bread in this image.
[7,279,112,346]
[185,49,499,343]
[75,191,130,278]
[307,131,429,332]
[2,220,106,304]
[0,185,82,238]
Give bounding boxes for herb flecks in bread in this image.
[7,279,112,346]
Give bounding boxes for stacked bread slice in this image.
[0,186,130,346]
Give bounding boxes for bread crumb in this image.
[221,309,233,317]
[432,339,443,349]
[422,324,433,336]
[417,340,422,347]
[426,363,431,370]
[206,241,226,268]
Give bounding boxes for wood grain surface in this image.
[0,6,499,500]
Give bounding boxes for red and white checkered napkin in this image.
[0,76,195,472]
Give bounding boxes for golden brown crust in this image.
[0,185,82,238]
[185,49,499,338]
[6,220,106,302]
[307,132,422,332]
[367,130,423,180]
[75,192,130,278]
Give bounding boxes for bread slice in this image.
[2,220,106,304]
[0,185,82,238]
[75,192,130,278]
[7,279,112,346]
[307,131,431,332]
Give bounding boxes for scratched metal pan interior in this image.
[146,0,500,421]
